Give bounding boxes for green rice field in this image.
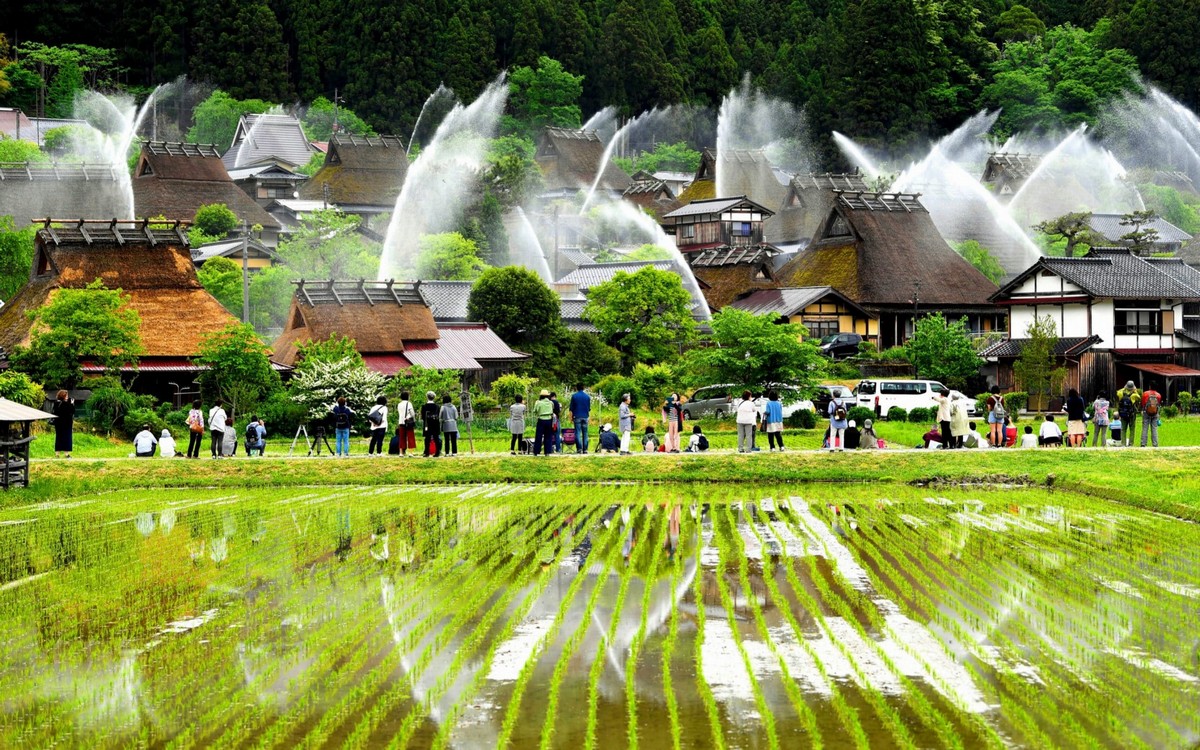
[1,484,1197,748]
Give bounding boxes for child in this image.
[687,424,709,452]
[1109,415,1123,446]
[642,425,660,452]
[1019,424,1039,449]
[1004,416,1018,447]
[1039,415,1063,447]
[439,395,459,456]
[508,395,526,455]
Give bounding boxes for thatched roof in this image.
[298,134,408,207]
[717,149,791,209]
[622,175,680,219]
[772,172,869,245]
[692,263,778,310]
[535,127,632,193]
[133,142,282,230]
[982,153,1040,185]
[271,279,440,367]
[0,220,242,358]
[778,192,998,310]
[0,162,127,223]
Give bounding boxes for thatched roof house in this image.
[298,134,408,211]
[622,171,680,219]
[272,279,527,384]
[535,127,631,198]
[778,192,1001,348]
[132,141,283,245]
[0,219,244,402]
[773,172,870,248]
[0,162,126,224]
[981,152,1040,199]
[727,286,877,341]
[222,113,318,170]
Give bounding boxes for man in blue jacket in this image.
[568,383,592,454]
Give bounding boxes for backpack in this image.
[333,408,351,429]
[368,406,383,427]
[992,401,1007,420]
[697,434,709,451]
[1144,392,1160,416]
[245,422,258,445]
[835,407,847,421]
[1118,391,1136,419]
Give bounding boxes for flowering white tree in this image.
[289,356,388,423]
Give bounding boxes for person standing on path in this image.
[185,399,205,459]
[763,389,785,451]
[662,394,682,453]
[934,389,953,449]
[1091,393,1110,447]
[331,397,355,457]
[396,391,417,456]
[421,391,441,457]
[1116,380,1141,447]
[508,395,527,454]
[531,389,555,456]
[618,394,634,455]
[736,390,758,453]
[950,394,969,449]
[985,385,1004,449]
[1141,386,1163,448]
[568,384,592,454]
[1065,388,1087,447]
[208,400,227,458]
[52,389,75,458]
[367,396,389,456]
[440,395,459,456]
[550,391,563,453]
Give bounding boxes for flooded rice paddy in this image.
[0,484,1197,749]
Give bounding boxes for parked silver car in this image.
[683,385,813,420]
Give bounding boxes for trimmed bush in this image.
[847,406,874,425]
[1161,405,1180,418]
[489,373,536,406]
[123,406,167,439]
[1176,391,1193,415]
[887,406,907,422]
[1003,391,1028,413]
[596,374,638,407]
[787,409,817,429]
[908,406,934,423]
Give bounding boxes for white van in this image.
[855,380,977,418]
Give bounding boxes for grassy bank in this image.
[17,446,1200,520]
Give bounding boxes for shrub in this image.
[880,346,910,363]
[847,406,874,425]
[887,406,907,422]
[1003,391,1028,414]
[122,406,166,439]
[908,406,933,423]
[489,373,536,406]
[1176,391,1193,415]
[596,374,638,407]
[631,363,675,408]
[471,394,499,413]
[786,409,817,429]
[1161,405,1180,418]
[258,389,308,438]
[0,371,45,408]
[88,384,135,434]
[829,360,862,380]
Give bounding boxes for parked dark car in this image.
[811,384,855,416]
[819,332,864,359]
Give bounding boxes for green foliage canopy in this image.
[507,56,584,134]
[196,256,243,316]
[683,308,825,396]
[186,91,276,151]
[954,240,1006,283]
[193,323,280,420]
[584,266,696,366]
[0,215,37,301]
[903,312,982,390]
[415,232,489,281]
[1013,314,1067,396]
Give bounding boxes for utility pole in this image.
[241,222,250,324]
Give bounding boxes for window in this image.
[680,224,694,239]
[1114,300,1162,335]
[824,215,851,239]
[881,382,927,395]
[805,318,838,339]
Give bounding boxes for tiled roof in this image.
[436,323,529,361]
[191,237,280,264]
[559,299,598,332]
[417,280,474,321]
[222,114,317,170]
[662,196,772,219]
[1146,256,1200,290]
[1177,321,1200,344]
[727,286,872,319]
[1000,249,1200,300]
[556,260,676,288]
[981,335,1102,358]
[1087,213,1192,244]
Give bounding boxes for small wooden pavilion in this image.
[0,398,54,489]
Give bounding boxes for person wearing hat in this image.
[531,389,555,456]
[859,419,880,449]
[159,428,177,458]
[598,423,620,452]
[1115,380,1141,447]
[844,419,861,450]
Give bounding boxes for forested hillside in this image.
[3,0,1198,154]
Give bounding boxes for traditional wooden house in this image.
[727,287,877,342]
[778,192,1002,348]
[297,134,408,231]
[222,113,318,171]
[272,280,527,385]
[191,236,280,272]
[622,171,680,220]
[535,127,631,200]
[773,172,870,250]
[0,162,126,226]
[981,153,1040,200]
[132,141,283,246]
[0,219,245,405]
[676,148,717,203]
[1086,213,1192,256]
[227,159,308,207]
[983,248,1200,399]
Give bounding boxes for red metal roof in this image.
[1127,363,1200,377]
[82,358,200,373]
[362,354,412,376]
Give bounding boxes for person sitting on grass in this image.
[159,429,177,458]
[859,419,880,449]
[1019,424,1039,448]
[1004,415,1017,447]
[922,424,943,449]
[598,423,620,453]
[1109,415,1123,446]
[134,424,158,457]
[1039,414,1064,447]
[844,420,861,450]
[964,421,988,449]
[641,425,660,452]
[687,424,709,452]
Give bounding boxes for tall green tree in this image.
[415,232,489,281]
[196,256,243,316]
[300,96,376,141]
[507,56,584,134]
[1013,314,1067,399]
[597,1,684,114]
[954,241,1007,283]
[584,266,696,366]
[13,279,143,388]
[189,0,292,102]
[186,91,276,151]
[467,265,561,345]
[1120,0,1200,109]
[904,312,982,389]
[1035,212,1101,257]
[0,216,37,302]
[684,308,825,396]
[193,322,280,420]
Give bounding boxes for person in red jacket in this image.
[1141,387,1163,447]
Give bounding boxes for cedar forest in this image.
[3,0,1198,164]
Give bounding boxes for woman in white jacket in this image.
[735,389,758,453]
